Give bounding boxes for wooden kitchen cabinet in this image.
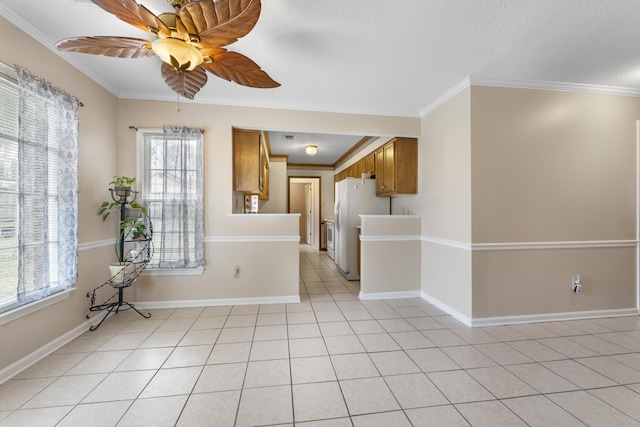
[260,147,269,200]
[332,138,411,186]
[347,163,358,179]
[365,152,375,175]
[375,137,417,196]
[233,128,269,200]
[356,158,366,177]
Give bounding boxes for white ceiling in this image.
[268,131,366,165]
[2,0,640,164]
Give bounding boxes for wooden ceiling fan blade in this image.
[200,49,279,88]
[161,63,208,99]
[91,0,170,37]
[180,0,261,48]
[56,36,154,58]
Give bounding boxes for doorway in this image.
[288,177,321,248]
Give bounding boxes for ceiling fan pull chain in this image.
[177,94,181,112]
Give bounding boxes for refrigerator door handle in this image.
[335,201,340,231]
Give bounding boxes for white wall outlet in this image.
[234,265,240,279]
[572,275,581,293]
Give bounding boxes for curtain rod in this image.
[129,125,205,133]
[0,61,84,107]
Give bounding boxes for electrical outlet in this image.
[234,265,240,279]
[572,275,581,293]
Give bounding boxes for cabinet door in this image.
[258,139,265,194]
[375,148,385,195]
[259,148,270,200]
[356,158,366,177]
[365,153,375,175]
[233,128,269,199]
[347,163,358,178]
[394,137,418,194]
[383,141,396,194]
[233,129,261,193]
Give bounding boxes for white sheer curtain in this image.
[145,125,203,269]
[15,66,80,305]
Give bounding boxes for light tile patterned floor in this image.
[3,246,640,425]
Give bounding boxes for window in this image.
[138,126,204,271]
[0,65,80,315]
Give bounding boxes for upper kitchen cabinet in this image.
[375,137,417,196]
[233,128,269,200]
[365,152,375,176]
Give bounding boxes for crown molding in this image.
[470,76,640,98]
[287,164,335,170]
[420,76,640,118]
[0,4,120,97]
[419,77,471,117]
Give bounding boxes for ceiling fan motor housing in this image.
[168,0,191,10]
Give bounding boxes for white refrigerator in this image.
[334,178,390,280]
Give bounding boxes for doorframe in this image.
[636,120,640,310]
[288,176,322,249]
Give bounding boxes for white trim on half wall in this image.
[422,236,638,251]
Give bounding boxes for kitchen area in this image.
[232,127,422,297]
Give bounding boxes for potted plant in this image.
[111,175,136,200]
[109,217,150,280]
[98,176,150,281]
[97,176,147,221]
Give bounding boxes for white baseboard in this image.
[0,318,93,385]
[470,308,639,327]
[419,291,639,327]
[420,291,473,326]
[359,290,421,300]
[136,295,301,309]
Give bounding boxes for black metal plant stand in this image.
[87,188,153,331]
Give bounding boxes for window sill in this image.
[0,288,75,327]
[142,267,205,276]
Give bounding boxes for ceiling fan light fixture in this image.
[305,145,318,155]
[152,38,203,71]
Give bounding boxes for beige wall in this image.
[469,86,640,319]
[360,216,421,296]
[472,247,636,318]
[471,86,638,243]
[420,88,473,318]
[290,183,306,240]
[0,16,120,373]
[420,84,639,321]
[260,157,288,214]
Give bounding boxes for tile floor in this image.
[3,246,640,425]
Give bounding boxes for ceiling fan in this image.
[56,0,280,99]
